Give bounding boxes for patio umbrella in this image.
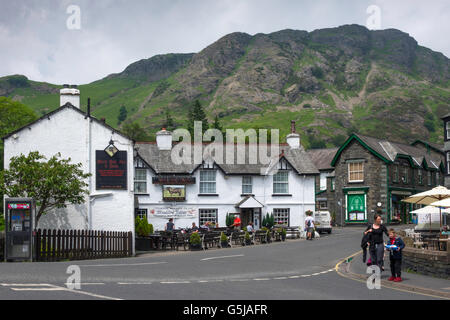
[402,186,450,231]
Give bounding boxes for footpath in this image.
[337,223,450,299]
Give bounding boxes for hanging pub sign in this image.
[96,149,127,190]
[163,185,186,202]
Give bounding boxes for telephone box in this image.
[4,198,35,262]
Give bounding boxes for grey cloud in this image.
[0,0,448,84]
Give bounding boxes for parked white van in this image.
[314,211,332,234]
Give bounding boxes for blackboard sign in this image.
[96,150,127,190]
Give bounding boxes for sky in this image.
[0,0,449,84]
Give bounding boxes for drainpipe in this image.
[86,98,93,230]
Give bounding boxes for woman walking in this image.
[364,214,388,271]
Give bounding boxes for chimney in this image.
[156,128,173,150]
[286,120,301,149]
[60,84,80,108]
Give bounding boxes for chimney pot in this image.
[291,120,296,134]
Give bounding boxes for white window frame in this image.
[417,169,423,185]
[273,171,289,194]
[242,176,253,194]
[427,171,432,186]
[403,167,408,184]
[134,168,147,194]
[446,122,450,140]
[199,170,216,194]
[199,209,218,226]
[447,152,450,175]
[319,201,328,210]
[348,161,364,183]
[273,208,290,226]
[136,209,148,220]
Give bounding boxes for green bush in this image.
[220,232,228,242]
[245,231,251,240]
[263,213,275,229]
[190,232,201,245]
[0,213,4,232]
[281,228,287,236]
[135,216,152,237]
[226,213,235,227]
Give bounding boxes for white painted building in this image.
[3,88,135,239]
[134,127,319,231]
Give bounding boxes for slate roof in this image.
[332,134,444,169]
[306,148,339,171]
[2,103,133,142]
[135,142,319,175]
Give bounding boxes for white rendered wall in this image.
[4,108,135,238]
[137,165,316,231]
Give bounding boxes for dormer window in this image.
[200,170,216,194]
[446,122,450,140]
[242,176,253,194]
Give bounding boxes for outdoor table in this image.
[148,234,162,250]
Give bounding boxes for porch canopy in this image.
[235,196,264,209]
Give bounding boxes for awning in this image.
[235,196,264,209]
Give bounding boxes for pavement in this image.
[0,226,448,300]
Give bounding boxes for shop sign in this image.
[150,207,197,219]
[96,150,127,190]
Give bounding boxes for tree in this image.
[117,105,128,124]
[122,121,149,141]
[0,151,91,224]
[0,97,37,169]
[187,100,208,136]
[164,109,175,131]
[211,114,223,132]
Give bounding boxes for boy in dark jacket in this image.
[386,228,405,282]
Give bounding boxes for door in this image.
[253,209,261,230]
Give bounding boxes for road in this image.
[0,227,443,300]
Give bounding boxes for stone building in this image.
[322,134,445,225]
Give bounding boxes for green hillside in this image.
[1,25,449,148]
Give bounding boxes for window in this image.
[319,201,328,209]
[242,176,252,194]
[200,170,216,194]
[199,209,218,226]
[447,152,450,175]
[403,167,408,184]
[417,169,423,185]
[436,172,440,186]
[330,177,335,191]
[134,168,147,194]
[135,209,147,220]
[427,171,432,186]
[273,208,290,226]
[393,165,399,183]
[273,171,289,194]
[446,122,450,140]
[348,162,364,182]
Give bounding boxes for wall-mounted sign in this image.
[163,185,186,202]
[150,207,197,219]
[153,176,196,185]
[96,150,127,190]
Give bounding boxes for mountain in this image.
[1,24,449,147]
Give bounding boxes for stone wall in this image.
[332,139,387,224]
[402,246,450,279]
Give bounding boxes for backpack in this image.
[306,219,311,227]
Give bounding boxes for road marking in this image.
[201,254,244,261]
[253,278,270,281]
[273,277,288,280]
[79,261,168,267]
[288,276,300,279]
[1,283,122,300]
[64,283,105,286]
[160,281,191,284]
[118,282,152,285]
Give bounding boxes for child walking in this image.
[386,228,405,282]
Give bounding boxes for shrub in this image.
[135,216,151,237]
[311,66,324,79]
[245,231,251,240]
[220,232,228,242]
[281,228,287,236]
[226,213,235,227]
[190,232,201,245]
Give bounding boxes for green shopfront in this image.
[344,188,368,223]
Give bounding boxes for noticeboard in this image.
[96,150,127,190]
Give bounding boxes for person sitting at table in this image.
[191,222,199,233]
[200,221,210,231]
[246,222,254,234]
[165,218,175,232]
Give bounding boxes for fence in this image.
[34,229,133,262]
